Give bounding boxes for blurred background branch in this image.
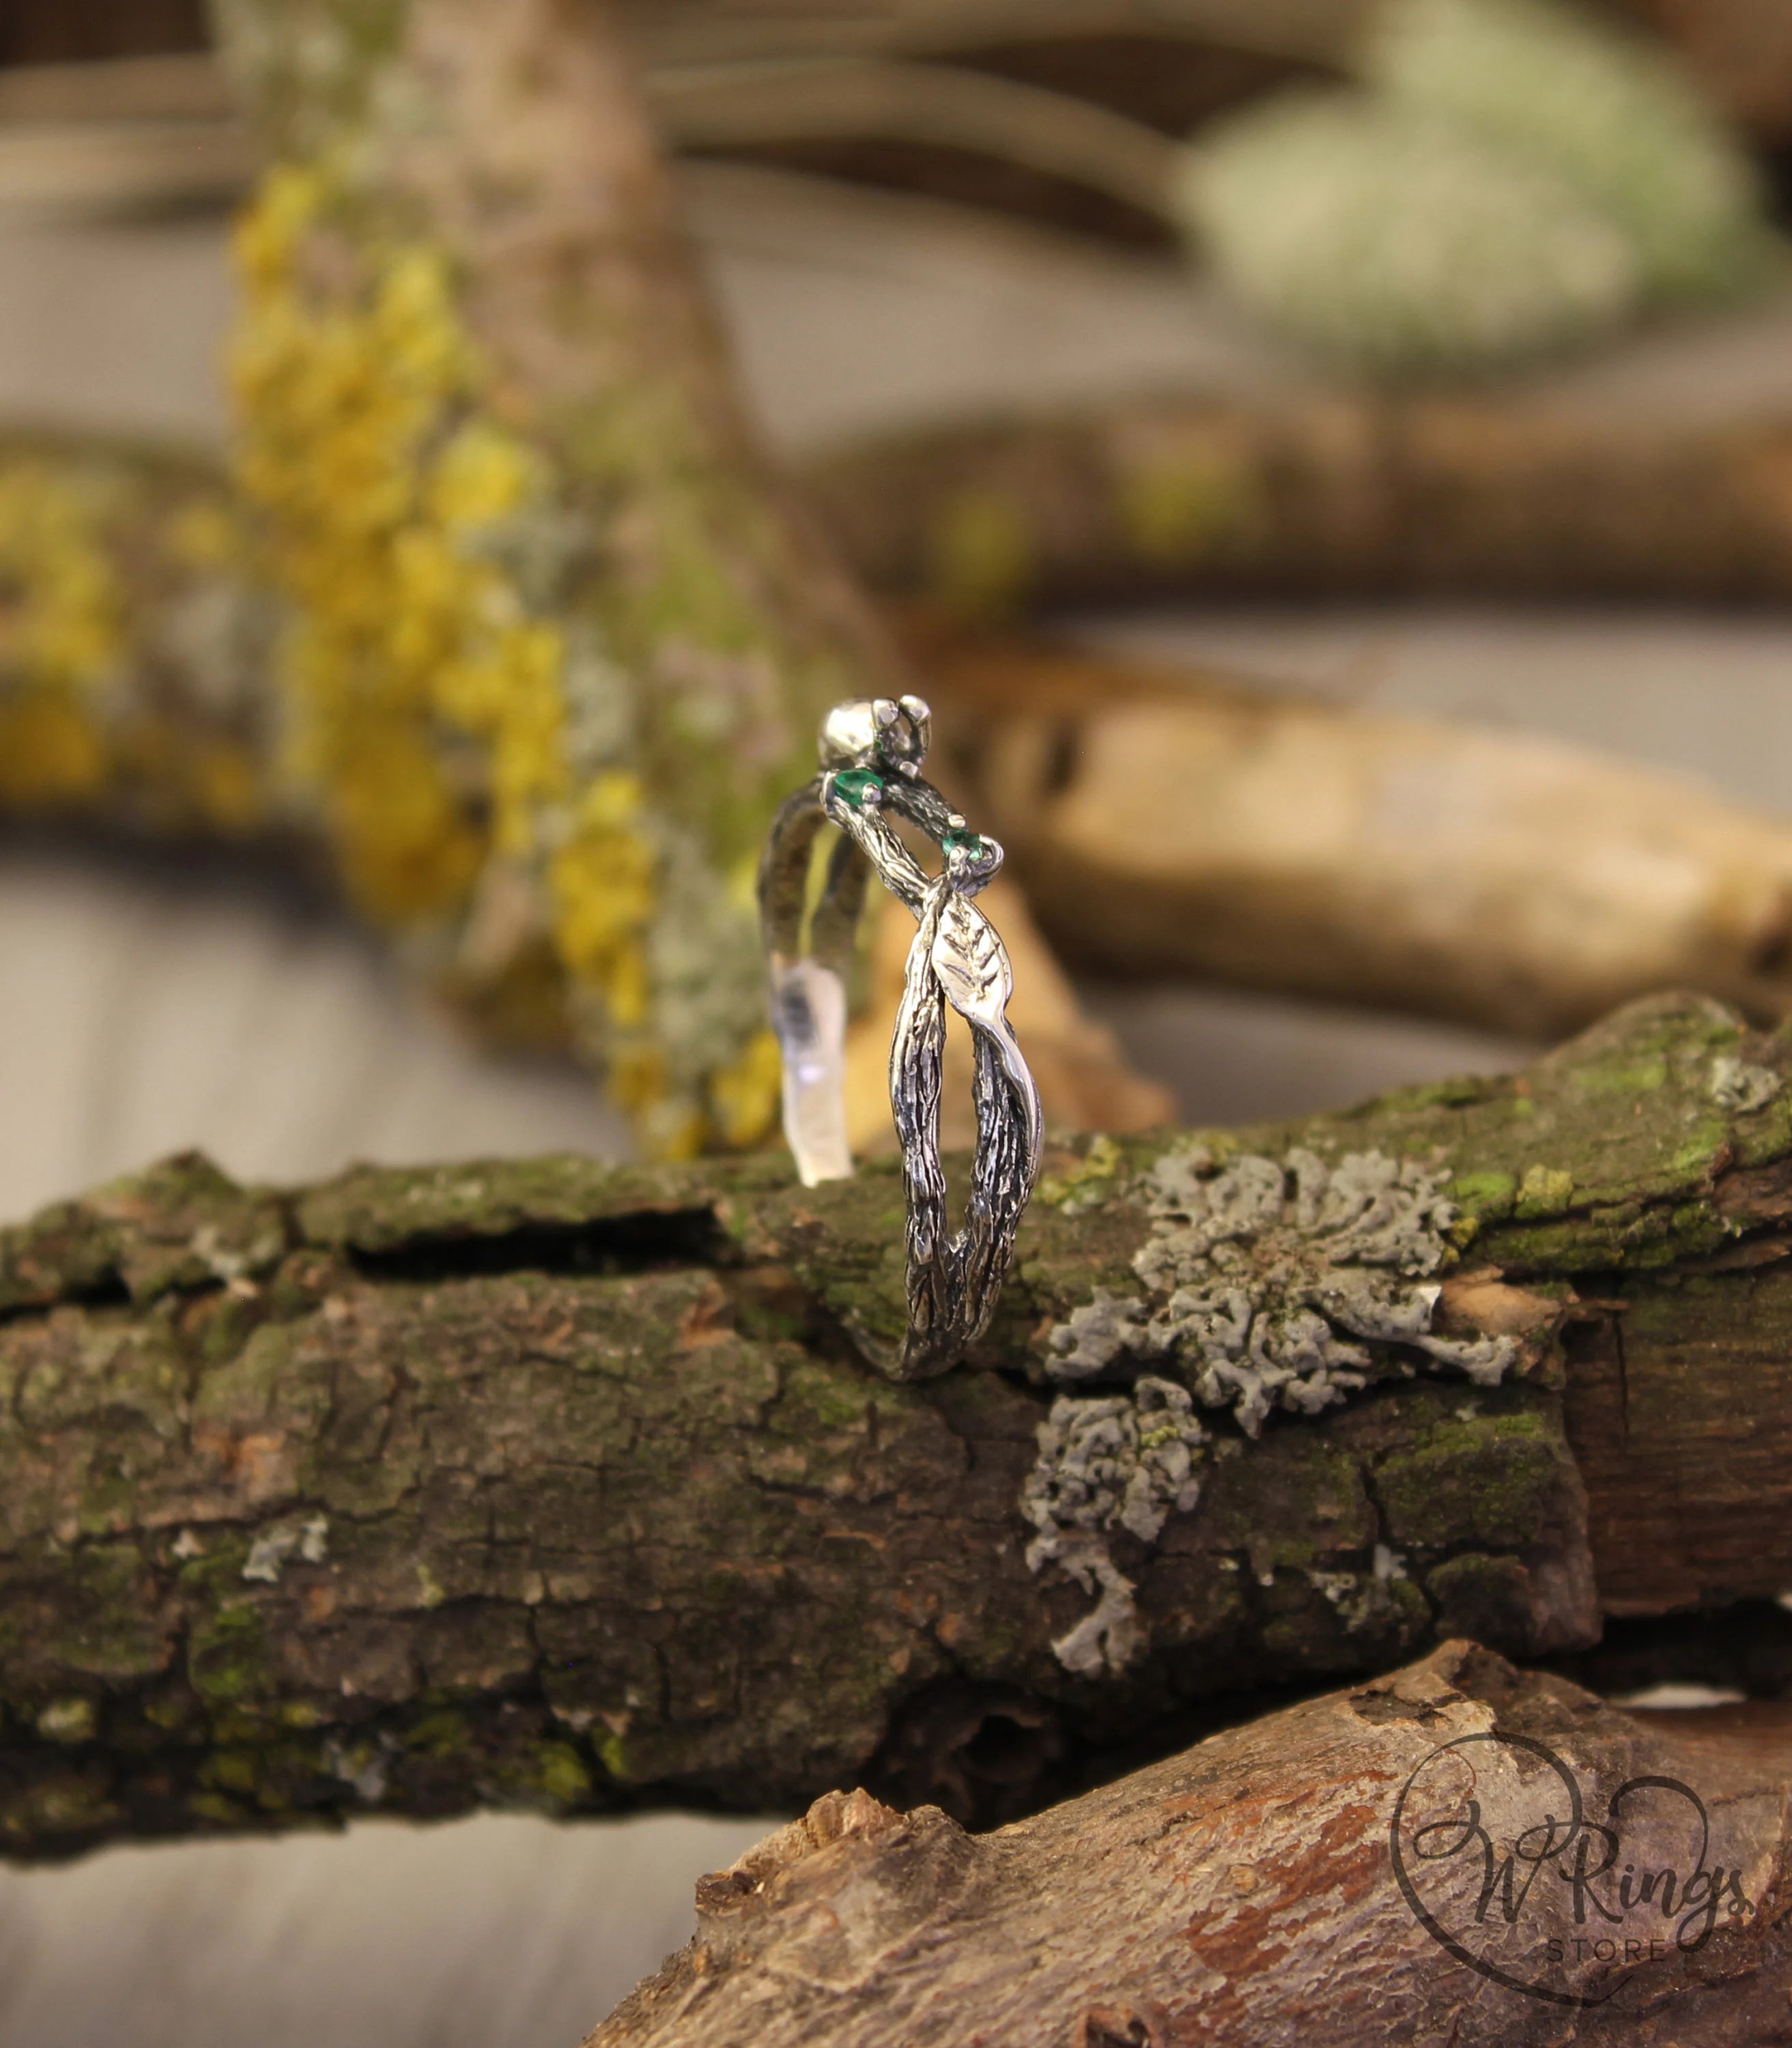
[0,0,1788,239]
[6,414,1792,1057]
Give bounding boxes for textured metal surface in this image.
[760,696,1044,1378]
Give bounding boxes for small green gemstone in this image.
[833,767,883,808]
[941,829,984,861]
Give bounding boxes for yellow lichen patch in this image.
[429,420,532,531]
[1038,1133,1125,1212]
[1118,444,1262,565]
[709,1027,782,1150]
[610,1041,705,1161]
[326,721,485,924]
[165,494,242,573]
[0,461,126,693]
[0,693,107,804]
[223,147,801,1156]
[0,459,126,807]
[228,162,587,924]
[1516,1163,1576,1218]
[549,772,656,1023]
[928,487,1036,620]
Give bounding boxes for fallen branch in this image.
[195,0,909,1157]
[803,394,1792,612]
[0,418,1163,1148]
[588,1638,1792,2048]
[1,993,1791,1855]
[919,622,1792,1040]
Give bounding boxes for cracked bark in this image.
[1,991,1792,1858]
[586,1639,1792,2048]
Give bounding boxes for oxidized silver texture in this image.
[759,695,1044,1380]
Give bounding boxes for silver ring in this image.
[759,695,1044,1380]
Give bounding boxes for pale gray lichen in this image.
[324,1732,395,1805]
[1369,0,1774,308]
[1051,1145,1516,1436]
[1038,1134,1125,1217]
[241,1515,329,1583]
[1710,1052,1782,1115]
[1028,1145,1518,1673]
[1047,1288,1150,1380]
[1307,1541,1412,1634]
[1021,1378,1208,1677]
[190,1221,279,1285]
[1178,95,1638,378]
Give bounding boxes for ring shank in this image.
[758,755,1042,1377]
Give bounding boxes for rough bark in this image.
[919,621,1792,1041]
[587,1638,1792,2048]
[2,992,1792,1858]
[802,395,1792,614]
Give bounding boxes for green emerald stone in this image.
[941,829,984,860]
[834,767,883,808]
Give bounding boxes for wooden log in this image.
[0,991,1789,1858]
[618,0,1792,150]
[919,622,1792,1041]
[586,1638,1792,2048]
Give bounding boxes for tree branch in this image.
[803,394,1792,614]
[1,992,1790,1857]
[586,1638,1792,2047]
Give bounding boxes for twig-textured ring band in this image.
[759,695,1044,1379]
